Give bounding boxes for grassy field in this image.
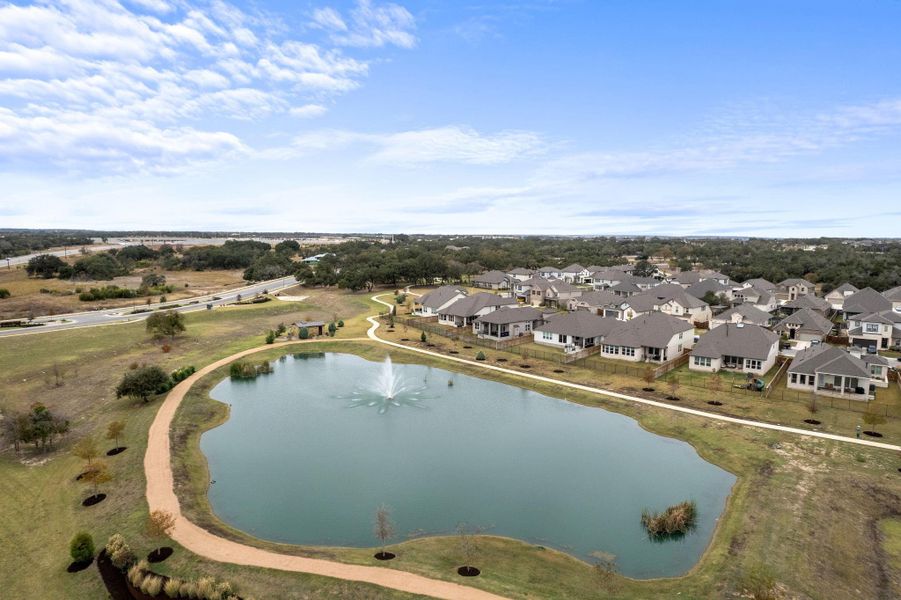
[2,287,901,599]
[0,264,248,320]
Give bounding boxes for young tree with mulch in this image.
[667,378,680,400]
[373,505,396,560]
[145,510,176,562]
[862,408,887,436]
[72,436,99,467]
[105,421,126,454]
[455,523,483,576]
[81,461,112,505]
[69,532,95,570]
[642,367,655,390]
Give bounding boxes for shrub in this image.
[265,330,276,344]
[337,320,344,327]
[229,361,273,379]
[105,533,136,570]
[141,574,163,596]
[298,326,310,340]
[476,351,486,361]
[196,576,217,599]
[161,344,171,353]
[171,365,196,383]
[420,331,427,343]
[0,288,10,299]
[276,323,286,335]
[179,580,198,598]
[641,500,697,537]
[69,532,94,563]
[395,293,407,304]
[127,559,149,587]
[164,578,183,596]
[328,322,337,335]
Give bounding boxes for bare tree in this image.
[373,505,396,560]
[642,367,655,390]
[667,377,680,400]
[455,523,484,576]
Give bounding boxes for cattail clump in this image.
[641,500,697,537]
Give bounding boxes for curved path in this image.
[145,337,507,600]
[368,293,901,452]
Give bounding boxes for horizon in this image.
[2,1,901,235]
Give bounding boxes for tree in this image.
[328,322,337,336]
[243,252,294,281]
[420,331,427,343]
[106,420,126,451]
[69,532,95,564]
[82,460,112,498]
[116,366,171,402]
[709,373,722,397]
[18,403,69,451]
[863,408,887,434]
[0,288,9,299]
[667,378,680,400]
[146,510,176,562]
[642,367,655,389]
[373,505,395,559]
[298,326,310,340]
[72,436,99,467]
[265,330,276,344]
[145,310,185,339]
[141,273,166,288]
[25,254,66,278]
[274,240,300,255]
[455,523,483,575]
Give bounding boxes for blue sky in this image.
[1,0,901,236]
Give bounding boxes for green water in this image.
[203,352,735,578]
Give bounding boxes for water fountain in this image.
[346,356,428,414]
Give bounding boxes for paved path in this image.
[368,293,901,452]
[145,338,507,600]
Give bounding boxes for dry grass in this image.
[641,501,697,537]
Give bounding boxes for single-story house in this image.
[673,271,704,287]
[710,304,773,329]
[472,306,546,340]
[686,279,734,302]
[781,294,832,315]
[841,287,892,319]
[600,312,694,363]
[777,278,814,302]
[437,293,517,327]
[846,310,901,351]
[568,290,623,319]
[732,285,778,312]
[741,278,777,292]
[415,285,467,317]
[610,281,643,297]
[472,270,513,290]
[689,323,779,374]
[620,284,711,324]
[533,311,621,351]
[587,269,629,289]
[773,308,834,342]
[787,346,876,400]
[506,267,535,282]
[825,283,859,311]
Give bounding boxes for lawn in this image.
[2,287,901,599]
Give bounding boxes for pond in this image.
[202,352,735,578]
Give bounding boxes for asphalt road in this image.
[4,244,124,267]
[0,275,298,338]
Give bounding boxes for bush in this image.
[170,365,196,383]
[298,326,310,340]
[475,351,486,361]
[337,320,344,327]
[116,365,172,401]
[395,293,406,304]
[0,288,11,299]
[69,532,94,564]
[161,344,171,353]
[141,574,163,596]
[229,361,273,380]
[741,564,778,600]
[105,533,136,570]
[328,322,337,335]
[420,331,427,343]
[164,578,183,596]
[265,330,276,344]
[641,500,697,537]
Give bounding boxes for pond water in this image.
[202,352,735,578]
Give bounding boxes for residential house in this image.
[773,308,834,342]
[537,266,562,280]
[787,346,876,400]
[842,287,892,319]
[437,293,517,327]
[472,270,512,290]
[600,312,695,362]
[472,306,546,341]
[568,290,623,319]
[686,279,734,302]
[533,311,620,351]
[525,277,583,308]
[587,269,629,289]
[610,281,643,298]
[673,271,704,287]
[847,310,901,351]
[506,267,534,282]
[781,294,831,315]
[777,278,813,302]
[710,304,773,329]
[883,285,901,311]
[859,352,891,387]
[741,278,777,292]
[560,263,590,284]
[689,323,779,374]
[825,283,859,311]
[732,285,778,312]
[700,270,732,286]
[620,284,712,324]
[415,285,467,317]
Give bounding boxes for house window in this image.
[623,347,635,357]
[693,356,711,367]
[603,345,615,354]
[746,359,762,371]
[790,373,797,383]
[542,331,553,341]
[871,366,882,376]
[865,323,879,333]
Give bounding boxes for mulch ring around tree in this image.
[462,345,473,349]
[864,431,884,438]
[107,447,127,456]
[665,396,680,401]
[803,419,821,425]
[519,364,531,369]
[147,547,174,563]
[707,401,723,406]
[642,387,655,392]
[553,369,565,374]
[457,566,480,577]
[82,493,107,507]
[374,551,396,561]
[400,338,410,341]
[67,557,94,573]
[495,358,507,362]
[448,350,459,354]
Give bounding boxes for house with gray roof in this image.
[883,285,901,310]
[841,287,892,318]
[560,263,590,283]
[610,281,642,297]
[686,279,734,302]
[568,290,623,319]
[773,308,834,342]
[525,277,583,308]
[787,346,877,400]
[437,293,517,327]
[732,285,777,312]
[533,312,621,351]
[825,283,859,311]
[472,270,513,290]
[600,312,694,363]
[587,269,630,289]
[674,271,704,287]
[777,278,813,302]
[741,278,777,292]
[847,310,901,351]
[415,285,467,317]
[689,323,779,374]
[782,294,831,315]
[710,304,773,329]
[473,306,547,340]
[537,266,562,280]
[506,267,535,282]
[620,284,712,324]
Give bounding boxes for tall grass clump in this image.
[641,500,697,538]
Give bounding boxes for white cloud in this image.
[290,126,546,165]
[312,0,416,48]
[0,0,408,173]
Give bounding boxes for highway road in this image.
[4,243,125,267]
[0,275,298,338]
